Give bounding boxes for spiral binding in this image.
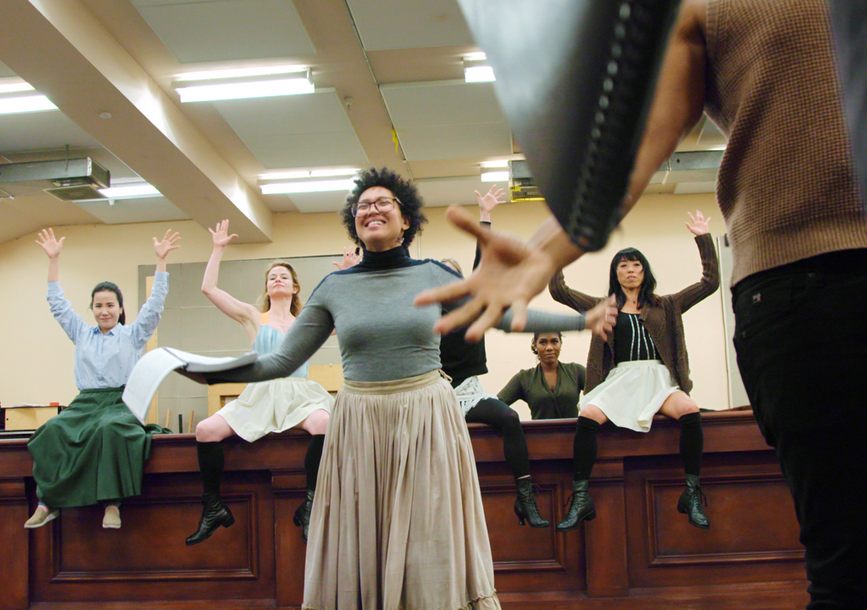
[567,0,682,252]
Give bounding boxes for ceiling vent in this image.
[508,160,543,202]
[0,158,110,201]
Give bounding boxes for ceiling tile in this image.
[397,123,512,161]
[415,175,485,208]
[0,111,102,153]
[134,0,315,63]
[382,81,504,127]
[214,91,368,168]
[283,191,349,214]
[0,60,16,77]
[346,0,473,51]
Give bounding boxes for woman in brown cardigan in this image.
[548,211,719,533]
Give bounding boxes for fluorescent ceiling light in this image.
[463,52,487,62]
[261,178,355,195]
[98,184,162,198]
[174,65,308,82]
[480,160,510,169]
[465,65,495,83]
[310,168,359,178]
[480,171,509,183]
[260,168,359,181]
[176,76,313,103]
[0,95,57,114]
[0,82,35,94]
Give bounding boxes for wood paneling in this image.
[0,411,808,609]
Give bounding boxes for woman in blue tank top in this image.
[185,221,333,545]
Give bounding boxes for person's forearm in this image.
[47,256,59,283]
[156,256,168,273]
[201,246,224,294]
[527,216,585,272]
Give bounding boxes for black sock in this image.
[573,417,600,481]
[305,435,326,492]
[678,412,703,477]
[197,441,224,496]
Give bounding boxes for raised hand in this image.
[475,184,506,221]
[35,228,65,259]
[415,206,561,342]
[209,219,238,249]
[153,229,181,259]
[333,246,361,270]
[583,295,618,341]
[685,210,711,236]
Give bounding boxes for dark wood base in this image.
[0,411,808,609]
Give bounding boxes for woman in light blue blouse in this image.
[25,227,180,530]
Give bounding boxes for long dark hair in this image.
[90,281,125,325]
[608,247,657,310]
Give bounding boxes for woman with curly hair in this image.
[548,211,719,534]
[190,168,611,609]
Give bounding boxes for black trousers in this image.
[732,250,867,609]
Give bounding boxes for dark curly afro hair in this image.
[342,167,427,248]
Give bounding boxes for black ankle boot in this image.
[677,474,709,529]
[556,480,596,532]
[293,489,315,543]
[514,477,550,528]
[186,492,235,546]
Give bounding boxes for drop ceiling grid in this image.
[345,0,473,51]
[132,0,316,64]
[414,175,485,208]
[381,81,511,161]
[213,90,368,169]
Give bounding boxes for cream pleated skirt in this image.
[217,377,334,442]
[301,370,501,610]
[579,360,680,432]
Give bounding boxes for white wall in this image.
[0,192,727,420]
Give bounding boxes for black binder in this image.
[457,0,682,252]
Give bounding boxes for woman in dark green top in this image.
[497,332,586,420]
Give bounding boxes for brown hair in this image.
[258,261,301,316]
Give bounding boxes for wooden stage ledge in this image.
[0,410,808,609]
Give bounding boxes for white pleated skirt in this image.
[579,360,680,432]
[217,377,334,442]
[301,370,501,610]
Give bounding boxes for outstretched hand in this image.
[685,210,711,236]
[333,246,361,270]
[414,206,560,342]
[583,296,618,341]
[35,228,65,258]
[475,184,506,220]
[153,229,181,259]
[209,219,238,249]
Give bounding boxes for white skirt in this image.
[579,360,680,432]
[217,377,334,442]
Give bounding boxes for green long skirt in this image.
[27,387,170,508]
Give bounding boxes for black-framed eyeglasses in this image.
[351,197,400,217]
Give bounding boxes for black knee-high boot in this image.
[676,412,709,529]
[186,442,234,546]
[557,417,600,532]
[293,435,324,543]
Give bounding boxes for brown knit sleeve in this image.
[670,233,720,311]
[548,269,603,313]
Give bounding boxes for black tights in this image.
[465,397,531,480]
[198,434,326,496]
[571,412,703,480]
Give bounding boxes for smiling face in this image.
[616,258,645,291]
[92,290,122,333]
[533,332,562,366]
[354,186,410,252]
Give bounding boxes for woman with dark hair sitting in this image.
[185,168,613,609]
[497,331,586,421]
[26,227,179,530]
[548,211,719,533]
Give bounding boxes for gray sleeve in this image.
[498,309,585,333]
[207,285,335,384]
